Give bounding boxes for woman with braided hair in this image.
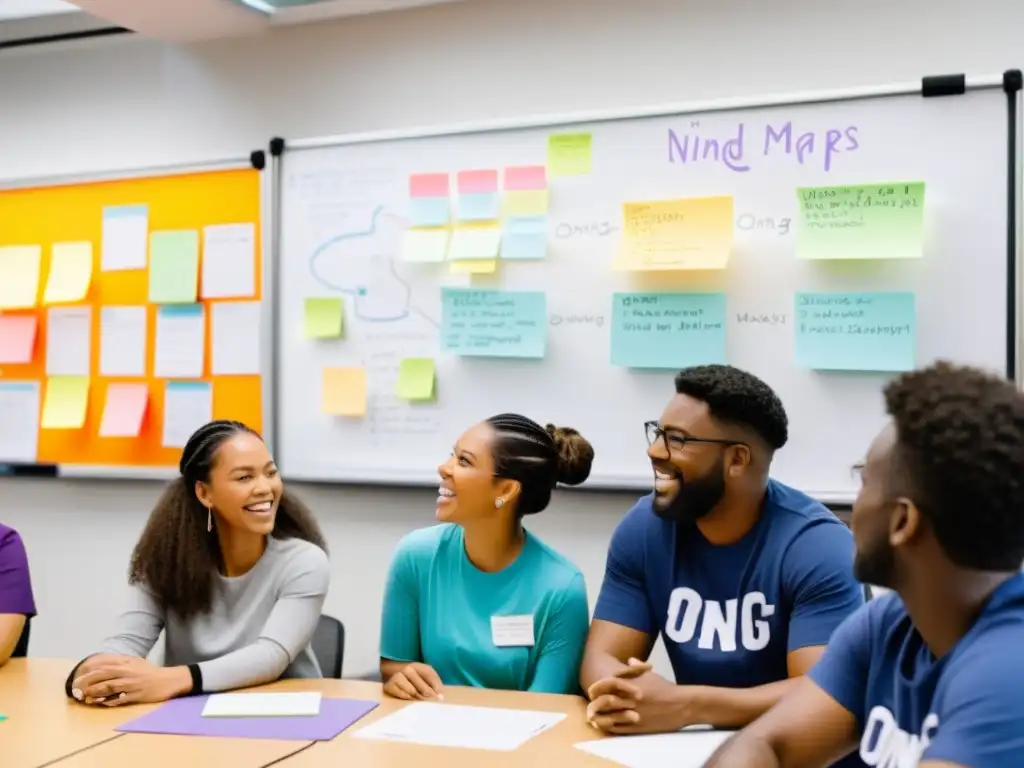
[65,420,329,706]
[379,413,595,698]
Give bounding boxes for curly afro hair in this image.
[884,361,1024,571]
[674,365,788,451]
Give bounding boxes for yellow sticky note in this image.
[616,196,734,271]
[44,242,93,305]
[504,190,550,216]
[401,228,450,263]
[41,376,90,429]
[396,358,436,401]
[304,297,344,338]
[548,133,592,176]
[322,367,366,416]
[0,245,42,310]
[450,259,498,274]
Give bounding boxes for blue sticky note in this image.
[409,197,450,227]
[457,192,500,222]
[795,291,915,371]
[501,215,548,260]
[441,288,546,358]
[611,292,727,369]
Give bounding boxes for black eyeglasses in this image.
[644,421,747,453]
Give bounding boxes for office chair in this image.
[311,614,345,679]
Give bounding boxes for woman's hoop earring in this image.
[494,498,505,509]
[207,508,213,533]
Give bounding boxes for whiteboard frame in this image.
[275,73,1020,505]
[0,154,272,482]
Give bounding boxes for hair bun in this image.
[545,424,594,487]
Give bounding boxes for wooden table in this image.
[1,659,611,767]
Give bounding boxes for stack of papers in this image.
[202,692,323,718]
[575,728,732,768]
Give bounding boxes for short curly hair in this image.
[884,361,1024,570]
[674,365,788,450]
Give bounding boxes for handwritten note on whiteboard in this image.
[611,293,728,369]
[617,197,734,270]
[441,288,546,359]
[796,182,925,260]
[795,292,915,371]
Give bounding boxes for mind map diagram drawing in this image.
[309,205,440,328]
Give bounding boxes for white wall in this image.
[0,0,1013,674]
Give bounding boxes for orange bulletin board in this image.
[0,167,263,469]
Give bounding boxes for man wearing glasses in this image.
[579,364,863,739]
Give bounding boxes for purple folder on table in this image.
[116,696,378,741]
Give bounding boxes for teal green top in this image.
[379,524,590,694]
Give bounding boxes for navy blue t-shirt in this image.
[810,574,1024,767]
[593,479,863,689]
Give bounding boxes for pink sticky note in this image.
[504,165,547,191]
[99,383,149,438]
[457,170,499,195]
[0,314,37,364]
[409,173,450,198]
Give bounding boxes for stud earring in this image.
[494,498,505,509]
[207,508,213,533]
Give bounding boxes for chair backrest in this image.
[311,614,345,679]
[12,617,30,658]
[863,584,874,602]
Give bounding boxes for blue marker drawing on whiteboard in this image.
[308,205,437,327]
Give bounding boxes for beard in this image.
[853,535,896,588]
[653,458,726,524]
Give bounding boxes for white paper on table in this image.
[574,727,732,768]
[211,301,261,375]
[353,702,564,751]
[100,306,147,377]
[202,223,257,299]
[101,204,149,271]
[45,306,92,376]
[162,381,212,449]
[154,305,205,379]
[0,382,40,462]
[202,692,322,718]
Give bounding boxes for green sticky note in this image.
[795,291,915,372]
[304,297,344,338]
[148,230,200,303]
[396,358,436,401]
[547,133,592,176]
[611,292,727,369]
[795,182,925,260]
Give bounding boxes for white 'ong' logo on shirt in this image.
[664,588,775,652]
[860,707,939,767]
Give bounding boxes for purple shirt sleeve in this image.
[0,526,36,617]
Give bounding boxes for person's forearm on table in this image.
[579,649,632,689]
[704,732,782,768]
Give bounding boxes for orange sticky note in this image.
[0,315,38,364]
[41,376,90,429]
[616,196,734,271]
[99,383,149,437]
[322,367,366,416]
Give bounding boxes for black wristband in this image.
[187,663,203,696]
[64,655,96,698]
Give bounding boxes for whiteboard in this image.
[275,82,1013,502]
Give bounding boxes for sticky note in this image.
[101,204,148,271]
[611,293,727,369]
[99,383,149,438]
[504,165,547,191]
[396,358,436,401]
[441,288,546,358]
[148,230,200,304]
[547,133,592,176]
[451,227,502,261]
[795,292,915,371]
[501,216,547,260]
[44,242,93,305]
[457,193,500,222]
[796,182,925,260]
[456,170,499,194]
[409,173,450,198]
[0,714,6,722]
[0,315,37,364]
[616,196,734,271]
[304,297,344,338]
[322,367,367,416]
[409,197,450,227]
[402,229,450,263]
[450,259,497,274]
[163,382,213,449]
[41,376,90,429]
[504,190,550,217]
[0,245,41,309]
